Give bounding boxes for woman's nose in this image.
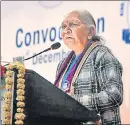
[64,27,72,34]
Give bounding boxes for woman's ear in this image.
[88,26,96,39]
[88,35,92,40]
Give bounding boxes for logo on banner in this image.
[120,1,130,44]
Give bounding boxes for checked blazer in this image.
[55,43,123,125]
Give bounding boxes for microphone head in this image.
[51,42,61,50]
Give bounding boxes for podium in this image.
[11,69,100,125]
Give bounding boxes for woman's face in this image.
[61,12,88,50]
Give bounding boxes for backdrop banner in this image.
[1,1,130,124]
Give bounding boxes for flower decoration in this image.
[3,62,26,125]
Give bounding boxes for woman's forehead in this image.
[62,13,81,23]
[64,12,79,19]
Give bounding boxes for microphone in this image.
[51,42,61,50]
[3,42,61,66]
[24,42,61,61]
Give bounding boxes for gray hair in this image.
[68,9,106,43]
[68,9,96,33]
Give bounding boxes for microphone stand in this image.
[24,47,51,61]
[3,42,61,66]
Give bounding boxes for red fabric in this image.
[1,65,5,77]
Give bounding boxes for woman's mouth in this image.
[66,37,73,39]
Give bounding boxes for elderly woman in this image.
[54,9,123,125]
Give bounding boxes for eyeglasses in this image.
[61,20,82,30]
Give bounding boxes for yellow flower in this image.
[4,91,12,98]
[17,89,25,96]
[3,104,11,111]
[6,70,14,77]
[17,78,25,84]
[5,84,12,90]
[15,113,25,120]
[18,68,25,74]
[5,77,13,85]
[17,74,24,78]
[17,84,25,89]
[15,120,23,125]
[16,96,25,101]
[6,64,15,70]
[17,102,25,107]
[16,64,24,70]
[4,98,11,104]
[13,62,22,68]
[4,111,11,118]
[3,118,10,124]
[17,108,24,113]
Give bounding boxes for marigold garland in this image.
[3,62,26,125]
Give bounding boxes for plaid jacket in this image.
[56,44,123,125]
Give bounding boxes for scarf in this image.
[54,41,99,95]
